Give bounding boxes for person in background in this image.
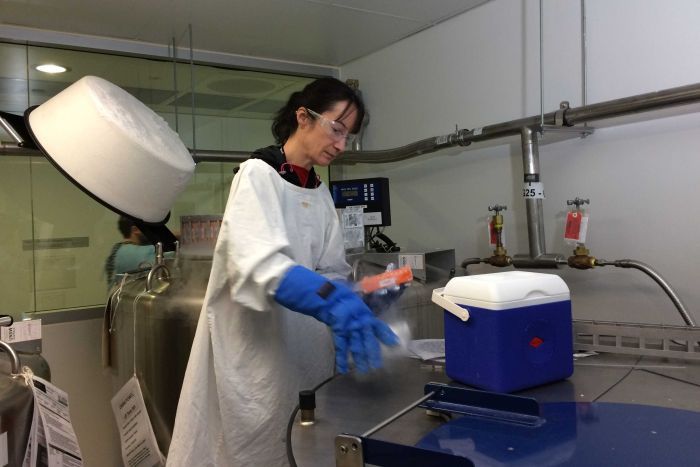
[105,216,155,288]
[167,77,399,466]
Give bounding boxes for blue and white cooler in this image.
[432,271,573,393]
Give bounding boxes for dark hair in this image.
[117,216,135,238]
[272,77,366,144]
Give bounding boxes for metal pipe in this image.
[339,81,700,165]
[520,127,546,258]
[8,82,700,165]
[0,341,21,375]
[189,24,196,157]
[564,82,700,125]
[5,83,700,166]
[339,113,558,165]
[146,263,171,293]
[0,117,24,145]
[361,391,435,438]
[190,149,249,163]
[0,143,256,165]
[460,257,488,275]
[596,259,695,326]
[0,145,36,156]
[171,37,179,133]
[340,132,470,164]
[539,0,545,127]
[349,84,369,152]
[512,253,564,269]
[351,110,369,152]
[580,0,588,108]
[460,257,484,270]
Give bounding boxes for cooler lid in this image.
[442,271,569,309]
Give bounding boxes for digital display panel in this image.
[330,177,391,226]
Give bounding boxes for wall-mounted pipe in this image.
[0,143,251,164]
[6,82,700,163]
[0,118,24,145]
[336,132,471,164]
[337,81,700,165]
[596,259,694,326]
[520,127,547,258]
[190,149,249,163]
[563,83,700,126]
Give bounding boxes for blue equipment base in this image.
[416,401,700,466]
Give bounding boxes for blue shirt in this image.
[106,242,155,288]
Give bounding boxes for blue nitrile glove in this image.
[363,285,407,315]
[274,265,400,373]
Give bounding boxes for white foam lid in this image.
[28,75,195,222]
[442,271,570,310]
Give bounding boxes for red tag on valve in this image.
[488,220,497,246]
[564,211,582,241]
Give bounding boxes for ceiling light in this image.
[35,64,68,74]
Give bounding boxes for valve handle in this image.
[488,204,507,213]
[566,197,590,209]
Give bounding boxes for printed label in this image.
[398,254,424,270]
[24,374,83,467]
[522,182,545,199]
[1,320,41,344]
[363,212,382,226]
[111,376,164,467]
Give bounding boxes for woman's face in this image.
[296,100,359,167]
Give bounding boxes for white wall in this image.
[339,0,700,325]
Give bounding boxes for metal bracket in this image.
[541,124,595,137]
[574,319,700,360]
[336,434,364,467]
[335,434,474,467]
[419,383,542,426]
[554,101,570,127]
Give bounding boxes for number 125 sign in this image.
[522,182,545,199]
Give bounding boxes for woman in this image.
[167,78,398,466]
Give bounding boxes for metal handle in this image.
[566,197,590,209]
[431,288,470,321]
[0,341,21,375]
[0,315,13,327]
[146,263,171,293]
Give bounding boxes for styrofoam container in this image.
[432,271,573,393]
[27,75,195,222]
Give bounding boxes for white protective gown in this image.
[167,158,350,467]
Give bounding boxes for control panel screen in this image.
[330,177,390,226]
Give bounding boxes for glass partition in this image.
[0,41,323,319]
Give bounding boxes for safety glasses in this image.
[305,108,357,145]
